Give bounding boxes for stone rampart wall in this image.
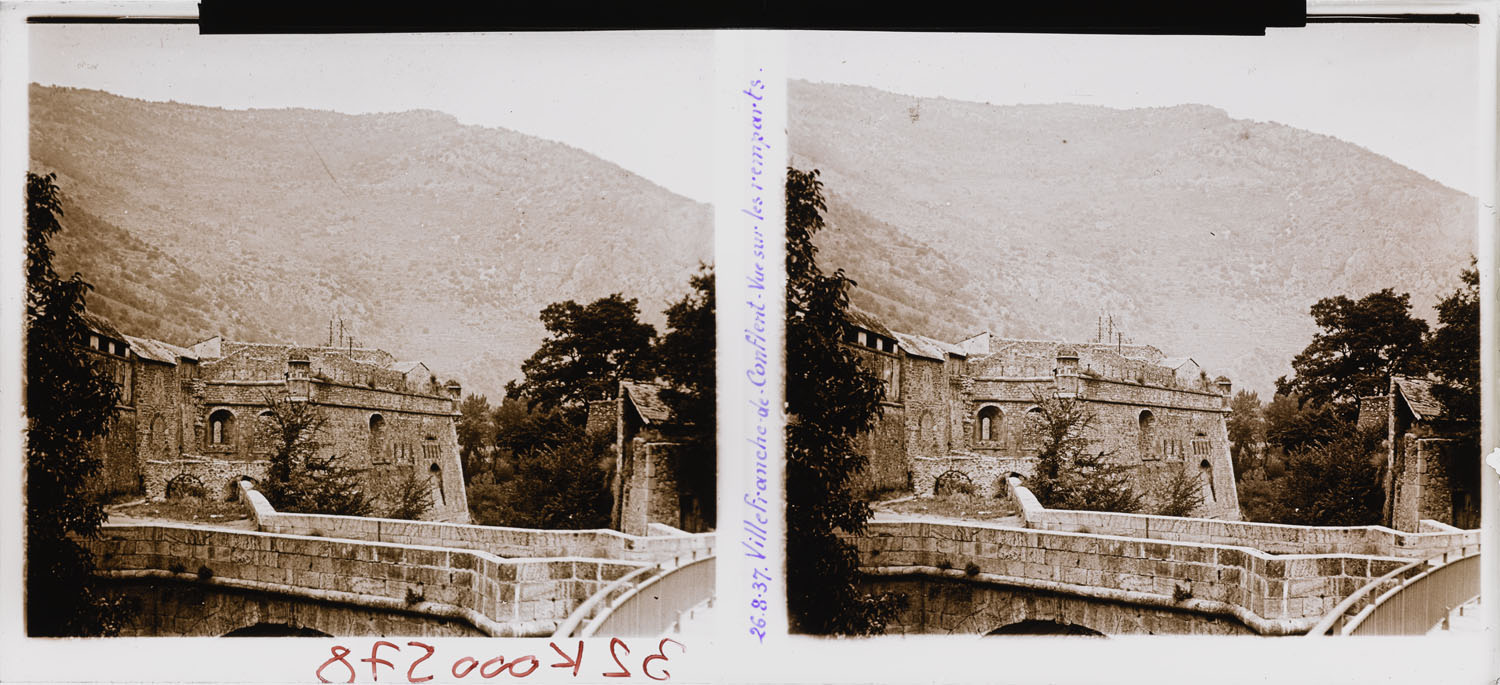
[1003,477,1476,559]
[849,519,1409,631]
[90,523,644,636]
[911,455,1035,498]
[242,483,713,564]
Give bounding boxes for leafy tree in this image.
[475,433,613,529]
[382,469,434,520]
[258,393,372,516]
[1275,289,1428,418]
[455,393,494,484]
[1225,389,1264,477]
[1263,392,1343,456]
[1426,261,1479,442]
[785,167,903,635]
[1023,391,1143,514]
[1279,425,1385,526]
[492,396,574,461]
[505,294,658,419]
[1149,463,1206,517]
[656,263,716,528]
[24,171,132,636]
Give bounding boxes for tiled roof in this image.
[844,306,894,338]
[1158,357,1195,369]
[622,380,673,424]
[1393,376,1445,421]
[123,335,197,365]
[81,311,126,341]
[890,331,965,361]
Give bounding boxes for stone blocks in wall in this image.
[144,457,269,502]
[848,520,1411,628]
[91,522,648,633]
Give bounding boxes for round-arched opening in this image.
[1137,409,1157,459]
[429,463,444,507]
[166,474,206,500]
[934,469,975,497]
[985,620,1106,637]
[208,408,235,447]
[975,406,1002,443]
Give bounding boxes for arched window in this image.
[976,406,1002,443]
[429,463,444,507]
[208,409,235,447]
[369,414,387,463]
[1200,459,1215,502]
[1137,410,1157,460]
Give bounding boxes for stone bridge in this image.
[89,483,714,637]
[849,478,1478,636]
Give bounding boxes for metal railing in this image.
[578,552,715,637]
[1307,545,1480,636]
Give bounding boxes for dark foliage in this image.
[258,394,372,517]
[1023,392,1143,514]
[505,294,658,416]
[1150,463,1206,518]
[1278,426,1386,526]
[1275,289,1428,418]
[472,433,613,530]
[655,263,717,527]
[1426,261,1479,449]
[785,167,903,635]
[24,171,134,636]
[1225,389,1264,478]
[24,174,135,634]
[382,469,434,521]
[455,393,495,485]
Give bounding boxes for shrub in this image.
[964,562,981,577]
[405,587,425,605]
[1172,585,1193,602]
[936,559,953,571]
[196,565,213,580]
[1150,463,1206,517]
[382,469,434,521]
[168,562,186,575]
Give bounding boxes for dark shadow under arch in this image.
[985,619,1106,637]
[222,622,332,637]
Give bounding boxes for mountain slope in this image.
[790,80,1476,395]
[30,84,713,398]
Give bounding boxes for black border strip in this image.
[189,1,1309,36]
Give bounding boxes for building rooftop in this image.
[123,335,197,365]
[1393,376,1446,422]
[621,380,673,424]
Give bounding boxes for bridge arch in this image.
[166,473,206,499]
[985,619,1105,637]
[934,470,975,496]
[223,622,332,637]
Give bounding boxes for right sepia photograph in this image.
[783,24,1483,638]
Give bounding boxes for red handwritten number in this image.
[550,641,584,677]
[316,645,356,684]
[406,641,436,683]
[451,657,479,679]
[362,640,400,681]
[602,638,631,678]
[642,638,684,681]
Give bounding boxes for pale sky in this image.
[29,25,716,202]
[791,24,1482,196]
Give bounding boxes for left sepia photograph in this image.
[22,23,716,639]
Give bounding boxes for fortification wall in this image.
[1003,478,1476,559]
[242,483,713,564]
[849,519,1410,631]
[90,522,644,636]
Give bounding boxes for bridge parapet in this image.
[1002,477,1476,559]
[91,522,647,637]
[240,481,712,563]
[851,520,1412,635]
